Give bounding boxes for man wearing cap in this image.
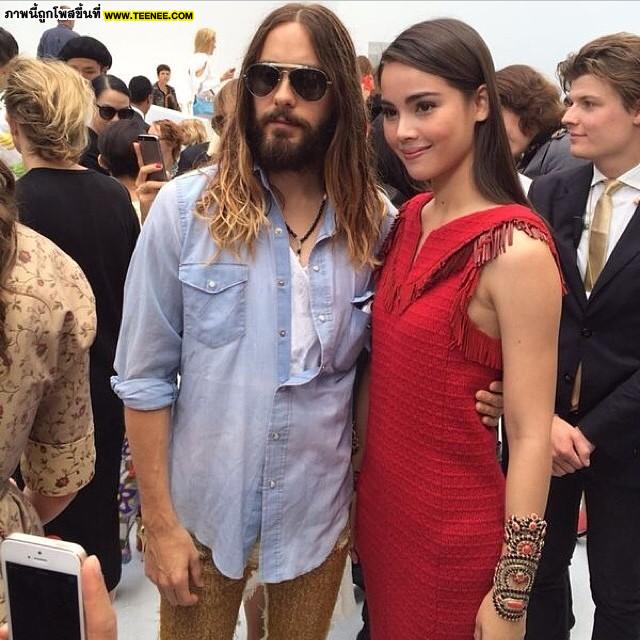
[37,7,79,59]
[58,35,111,81]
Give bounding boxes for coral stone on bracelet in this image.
[492,513,547,621]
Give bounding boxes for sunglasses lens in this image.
[98,106,116,120]
[119,108,134,120]
[289,68,328,101]
[245,64,280,97]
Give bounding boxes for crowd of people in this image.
[0,3,639,640]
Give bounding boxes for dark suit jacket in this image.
[131,109,150,132]
[529,164,640,486]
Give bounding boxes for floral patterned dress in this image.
[0,225,96,622]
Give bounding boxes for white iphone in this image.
[1,533,86,640]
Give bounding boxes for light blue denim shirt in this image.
[112,166,395,582]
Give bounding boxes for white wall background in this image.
[3,0,639,108]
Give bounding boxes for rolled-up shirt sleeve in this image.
[22,279,97,497]
[111,179,184,410]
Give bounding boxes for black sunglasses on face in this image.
[97,105,134,121]
[244,63,332,102]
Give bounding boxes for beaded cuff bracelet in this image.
[492,513,547,621]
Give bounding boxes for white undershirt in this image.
[577,163,640,294]
[518,172,532,195]
[289,249,321,375]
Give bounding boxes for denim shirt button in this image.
[312,265,320,272]
[207,280,216,289]
[318,314,326,322]
[269,480,277,489]
[271,432,280,441]
[279,329,287,337]
[277,279,285,287]
[275,227,283,236]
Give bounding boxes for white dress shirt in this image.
[577,163,640,291]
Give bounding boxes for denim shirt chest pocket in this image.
[332,289,374,372]
[350,289,374,341]
[178,262,249,348]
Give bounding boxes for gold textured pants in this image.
[159,532,349,640]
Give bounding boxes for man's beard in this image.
[247,106,336,172]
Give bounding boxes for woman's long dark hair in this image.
[378,18,528,206]
[91,74,130,99]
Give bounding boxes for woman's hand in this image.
[21,485,76,525]
[474,590,525,640]
[220,67,235,82]
[133,142,166,222]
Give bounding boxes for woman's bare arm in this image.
[23,489,77,524]
[486,230,562,519]
[473,229,562,639]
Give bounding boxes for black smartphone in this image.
[137,133,167,181]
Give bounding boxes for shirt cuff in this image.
[110,376,178,410]
[21,431,96,497]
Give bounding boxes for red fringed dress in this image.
[356,193,558,640]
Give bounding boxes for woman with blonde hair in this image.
[180,118,208,147]
[5,57,140,596]
[188,26,235,117]
[149,118,183,178]
[176,78,239,175]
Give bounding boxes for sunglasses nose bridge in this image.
[99,107,115,121]
[272,69,297,104]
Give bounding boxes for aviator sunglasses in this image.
[97,105,134,121]
[244,63,332,102]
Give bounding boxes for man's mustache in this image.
[260,107,310,130]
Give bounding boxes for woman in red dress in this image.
[355,19,563,640]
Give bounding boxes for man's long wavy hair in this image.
[196,3,386,267]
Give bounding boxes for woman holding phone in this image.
[81,74,134,175]
[355,19,563,640]
[0,555,116,639]
[5,57,139,598]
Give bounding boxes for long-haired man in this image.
[113,4,390,638]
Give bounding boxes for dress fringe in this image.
[379,210,562,369]
[450,219,560,369]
